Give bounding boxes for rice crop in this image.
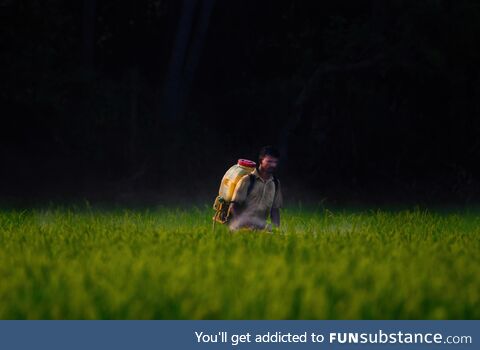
[0,205,478,319]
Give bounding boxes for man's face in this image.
[260,155,279,174]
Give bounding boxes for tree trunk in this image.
[176,0,216,120]
[160,0,215,123]
[160,0,199,122]
[82,0,96,74]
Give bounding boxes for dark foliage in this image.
[2,0,480,204]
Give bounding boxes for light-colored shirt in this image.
[229,168,282,229]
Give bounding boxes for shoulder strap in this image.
[246,174,256,196]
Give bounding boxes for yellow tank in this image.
[218,159,256,201]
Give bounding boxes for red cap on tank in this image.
[238,159,256,168]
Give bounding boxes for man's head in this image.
[258,146,280,175]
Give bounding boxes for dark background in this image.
[2,0,480,206]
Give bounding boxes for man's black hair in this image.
[258,145,280,162]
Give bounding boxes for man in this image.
[228,146,283,231]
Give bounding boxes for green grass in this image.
[0,205,479,319]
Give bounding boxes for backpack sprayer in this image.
[212,159,256,229]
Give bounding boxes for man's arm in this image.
[271,179,282,228]
[270,207,280,227]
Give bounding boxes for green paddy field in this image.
[0,205,479,319]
